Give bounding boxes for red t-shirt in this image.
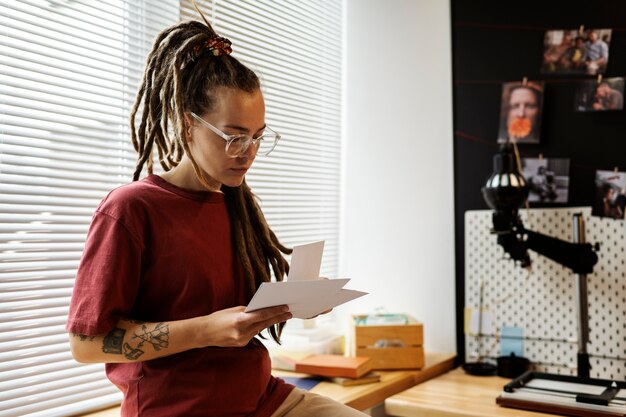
[66,175,292,417]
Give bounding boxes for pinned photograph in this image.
[522,158,570,204]
[498,81,544,144]
[575,77,624,112]
[541,28,612,75]
[592,170,626,220]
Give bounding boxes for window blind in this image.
[1,0,344,415]
[0,1,179,416]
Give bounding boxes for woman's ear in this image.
[183,113,194,142]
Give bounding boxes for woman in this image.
[66,6,366,417]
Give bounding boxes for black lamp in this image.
[482,142,529,220]
[480,142,599,378]
[482,143,532,267]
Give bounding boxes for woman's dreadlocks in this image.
[129,7,291,343]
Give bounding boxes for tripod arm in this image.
[492,211,598,275]
[524,229,598,275]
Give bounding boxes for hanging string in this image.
[454,130,499,148]
[454,77,621,85]
[510,140,534,225]
[454,21,626,32]
[454,130,610,173]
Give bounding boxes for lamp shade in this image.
[482,143,529,212]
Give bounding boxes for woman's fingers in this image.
[239,305,292,335]
[245,305,290,324]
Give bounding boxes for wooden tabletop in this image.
[277,352,456,411]
[385,368,556,417]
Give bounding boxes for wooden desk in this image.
[80,352,455,416]
[385,368,555,417]
[275,352,456,411]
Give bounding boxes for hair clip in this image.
[192,36,233,60]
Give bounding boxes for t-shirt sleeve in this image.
[66,210,143,336]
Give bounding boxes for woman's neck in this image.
[159,157,222,192]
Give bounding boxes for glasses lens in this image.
[224,130,280,157]
[256,133,279,155]
[225,136,248,157]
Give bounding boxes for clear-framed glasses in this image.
[189,112,280,158]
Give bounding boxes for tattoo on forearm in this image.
[123,343,145,360]
[132,323,170,351]
[102,328,126,354]
[101,323,169,361]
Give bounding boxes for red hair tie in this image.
[192,36,233,58]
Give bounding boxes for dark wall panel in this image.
[451,0,626,360]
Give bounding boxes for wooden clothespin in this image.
[614,166,619,173]
[597,74,603,84]
[579,24,585,35]
[522,76,528,86]
[538,153,544,160]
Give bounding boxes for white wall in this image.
[340,0,456,353]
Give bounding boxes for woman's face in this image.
[187,87,266,190]
[508,88,538,122]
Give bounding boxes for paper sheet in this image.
[500,326,524,357]
[245,241,367,319]
[465,307,494,335]
[246,279,367,319]
[287,240,324,281]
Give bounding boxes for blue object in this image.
[500,326,524,357]
[281,376,323,390]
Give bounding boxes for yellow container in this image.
[352,314,424,370]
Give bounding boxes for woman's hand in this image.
[199,305,292,347]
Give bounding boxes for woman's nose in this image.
[238,141,257,160]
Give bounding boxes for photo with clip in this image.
[522,158,570,204]
[497,81,544,145]
[541,28,612,75]
[592,170,626,220]
[575,77,624,112]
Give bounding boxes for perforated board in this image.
[465,207,626,379]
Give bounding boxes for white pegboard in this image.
[465,207,626,379]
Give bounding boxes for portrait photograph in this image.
[575,77,624,112]
[497,81,544,144]
[541,28,612,75]
[522,158,570,204]
[592,170,626,220]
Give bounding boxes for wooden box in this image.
[352,315,424,370]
